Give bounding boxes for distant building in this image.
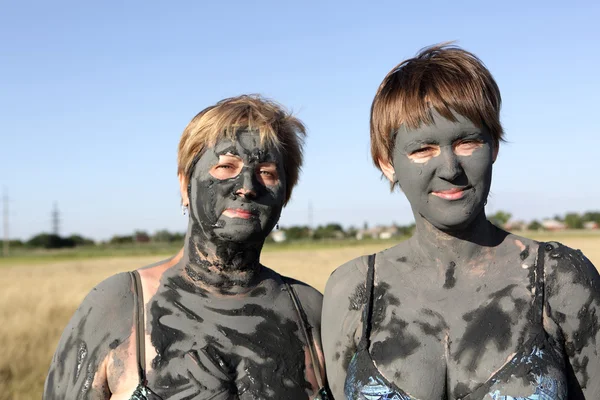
[356,225,399,240]
[541,219,567,231]
[584,221,599,230]
[271,230,287,243]
[504,220,527,231]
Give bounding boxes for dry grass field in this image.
[1,233,599,399]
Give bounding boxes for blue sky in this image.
[2,0,599,241]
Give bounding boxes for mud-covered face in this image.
[392,110,495,231]
[187,130,286,244]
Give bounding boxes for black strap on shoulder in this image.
[534,243,547,326]
[130,270,147,384]
[285,280,325,391]
[284,280,325,390]
[358,254,376,351]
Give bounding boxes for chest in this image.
[141,288,313,399]
[366,272,545,399]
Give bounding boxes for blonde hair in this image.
[371,43,504,185]
[177,94,306,204]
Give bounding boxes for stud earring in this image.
[276,223,280,230]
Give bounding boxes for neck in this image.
[410,211,504,266]
[179,222,265,295]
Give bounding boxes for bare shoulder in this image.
[543,241,600,298]
[324,254,370,299]
[504,231,539,251]
[65,271,135,332]
[44,272,135,399]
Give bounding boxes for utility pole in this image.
[51,202,60,236]
[3,188,8,257]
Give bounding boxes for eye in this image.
[256,164,279,185]
[455,139,484,155]
[209,161,242,179]
[410,147,435,156]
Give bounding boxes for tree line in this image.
[4,210,600,250]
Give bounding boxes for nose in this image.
[235,187,257,198]
[235,169,257,199]
[437,149,462,182]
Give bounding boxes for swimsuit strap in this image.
[284,280,325,390]
[534,243,547,327]
[130,270,147,385]
[358,254,376,351]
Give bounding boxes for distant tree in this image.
[396,224,416,236]
[553,214,564,222]
[346,226,358,238]
[171,232,185,242]
[27,233,76,249]
[109,235,134,245]
[363,221,369,231]
[313,223,344,240]
[490,211,512,227]
[528,220,543,231]
[134,231,151,243]
[582,211,600,224]
[69,234,95,246]
[284,226,311,240]
[153,230,174,243]
[324,223,344,232]
[8,239,24,248]
[564,213,584,229]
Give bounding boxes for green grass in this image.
[0,237,404,266]
[2,229,598,267]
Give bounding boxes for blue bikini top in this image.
[344,245,568,399]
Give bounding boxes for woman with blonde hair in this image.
[44,95,329,399]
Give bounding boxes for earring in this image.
[276,223,279,230]
[182,205,188,215]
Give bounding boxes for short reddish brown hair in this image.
[371,43,504,173]
[177,94,306,205]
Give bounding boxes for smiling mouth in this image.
[431,187,471,200]
[222,208,257,219]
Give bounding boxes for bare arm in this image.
[284,276,328,393]
[545,242,600,399]
[43,272,134,400]
[321,257,367,399]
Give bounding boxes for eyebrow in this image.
[456,130,483,139]
[216,146,239,156]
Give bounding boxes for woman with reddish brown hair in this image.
[323,44,599,399]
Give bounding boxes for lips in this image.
[431,186,471,200]
[223,208,257,219]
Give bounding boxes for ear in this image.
[492,142,499,163]
[378,159,396,183]
[178,172,189,206]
